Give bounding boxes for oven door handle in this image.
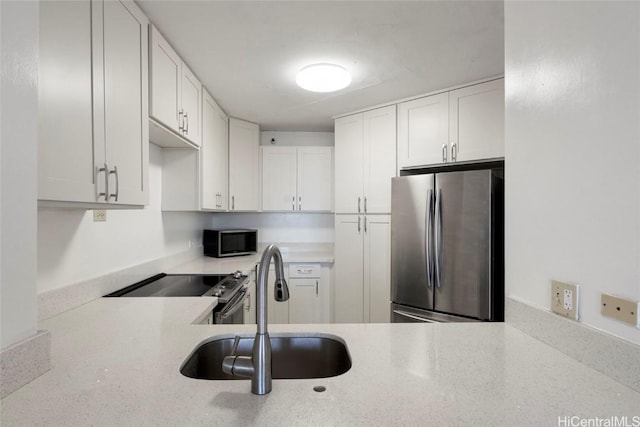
[218,288,249,320]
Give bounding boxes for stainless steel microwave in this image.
[203,229,258,258]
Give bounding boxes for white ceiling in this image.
[136,1,504,132]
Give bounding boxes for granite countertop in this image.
[1,298,639,426]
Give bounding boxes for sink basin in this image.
[180,333,351,380]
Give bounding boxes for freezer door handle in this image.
[425,189,433,287]
[434,188,443,288]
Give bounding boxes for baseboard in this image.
[506,297,640,393]
[0,330,51,398]
[38,247,203,320]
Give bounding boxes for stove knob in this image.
[233,270,242,279]
[213,291,220,297]
[219,289,225,295]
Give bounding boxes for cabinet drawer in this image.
[288,264,321,278]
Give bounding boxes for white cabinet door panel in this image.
[334,114,364,213]
[398,92,449,168]
[261,147,297,211]
[229,118,259,211]
[297,147,333,212]
[288,278,322,323]
[364,215,391,323]
[334,215,364,323]
[180,64,202,146]
[149,25,180,133]
[364,105,396,213]
[213,103,228,210]
[449,79,504,162]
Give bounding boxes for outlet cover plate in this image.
[93,210,107,222]
[601,294,639,327]
[551,280,579,320]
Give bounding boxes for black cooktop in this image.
[105,274,230,298]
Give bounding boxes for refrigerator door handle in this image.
[434,188,443,288]
[426,189,433,287]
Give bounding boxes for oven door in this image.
[214,287,248,324]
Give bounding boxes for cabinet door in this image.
[364,215,391,323]
[289,278,322,323]
[212,103,229,210]
[333,215,364,323]
[334,114,364,213]
[261,147,297,211]
[228,118,260,211]
[449,79,504,162]
[297,147,333,212]
[180,63,202,146]
[398,92,449,168]
[363,106,396,214]
[99,0,148,205]
[38,0,97,203]
[149,25,181,134]
[201,90,227,210]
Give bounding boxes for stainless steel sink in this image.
[180,333,351,380]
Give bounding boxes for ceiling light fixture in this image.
[296,63,351,93]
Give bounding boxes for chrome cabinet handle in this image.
[316,280,318,296]
[364,216,368,233]
[185,112,189,133]
[451,143,457,162]
[96,163,108,201]
[426,189,434,288]
[232,196,235,210]
[178,109,184,131]
[358,197,361,213]
[434,188,443,288]
[442,144,448,163]
[108,166,119,202]
[245,289,251,312]
[298,196,301,211]
[357,216,361,233]
[292,196,295,211]
[364,196,367,213]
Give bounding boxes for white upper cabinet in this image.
[449,79,505,162]
[38,0,148,207]
[149,25,202,148]
[201,90,228,211]
[335,105,396,214]
[261,146,333,212]
[397,92,449,168]
[228,118,260,211]
[398,78,505,168]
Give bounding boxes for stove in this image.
[105,272,247,303]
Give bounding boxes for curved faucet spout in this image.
[222,244,289,395]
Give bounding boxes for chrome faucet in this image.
[221,244,289,394]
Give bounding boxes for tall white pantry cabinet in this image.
[333,105,396,323]
[38,0,149,207]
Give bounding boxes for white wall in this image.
[38,144,209,293]
[211,213,334,243]
[505,1,640,343]
[0,1,39,349]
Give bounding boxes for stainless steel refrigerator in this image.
[390,167,504,323]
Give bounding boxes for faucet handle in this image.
[274,278,289,302]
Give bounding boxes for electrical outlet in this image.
[93,210,107,222]
[601,294,639,327]
[551,280,579,320]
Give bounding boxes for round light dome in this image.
[296,64,351,92]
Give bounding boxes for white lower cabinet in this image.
[288,264,323,323]
[334,214,391,323]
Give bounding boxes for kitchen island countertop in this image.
[1,297,638,426]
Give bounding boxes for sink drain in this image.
[313,385,326,393]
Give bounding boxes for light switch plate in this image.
[551,280,579,320]
[601,294,639,327]
[93,210,107,222]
